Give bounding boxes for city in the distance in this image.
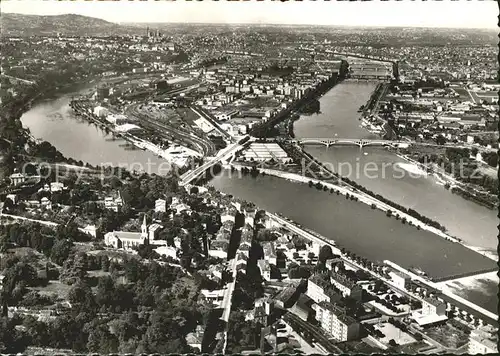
[0,2,498,355]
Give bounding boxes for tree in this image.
[85,320,119,353]
[256,228,277,242]
[318,245,334,263]
[0,317,28,353]
[436,135,446,145]
[68,280,97,314]
[50,239,74,266]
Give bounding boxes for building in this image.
[104,216,151,251]
[325,258,343,271]
[235,252,248,274]
[96,85,110,100]
[154,245,179,261]
[273,284,301,309]
[148,223,163,240]
[411,297,448,326]
[290,294,314,321]
[82,225,97,238]
[242,143,292,164]
[40,197,52,210]
[9,172,26,186]
[221,206,238,223]
[50,182,65,192]
[389,271,411,290]
[185,325,204,352]
[208,239,229,259]
[306,274,341,304]
[93,106,109,118]
[422,297,446,316]
[312,301,360,342]
[6,194,16,204]
[239,225,253,257]
[200,289,225,307]
[258,259,272,281]
[155,198,167,213]
[104,192,123,212]
[468,328,498,354]
[330,272,363,301]
[262,241,277,265]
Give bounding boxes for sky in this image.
[1,0,497,29]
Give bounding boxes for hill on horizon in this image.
[1,13,139,37]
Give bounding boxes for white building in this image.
[412,297,448,326]
[262,241,277,265]
[312,302,360,342]
[422,297,446,316]
[306,275,332,304]
[93,106,109,118]
[468,328,498,354]
[243,143,292,163]
[82,225,97,238]
[155,199,167,213]
[200,289,225,307]
[154,245,179,261]
[389,271,411,290]
[104,216,159,251]
[104,192,123,212]
[40,197,52,210]
[9,173,26,186]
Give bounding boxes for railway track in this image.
[126,104,216,156]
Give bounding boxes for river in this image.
[295,82,497,256]
[20,81,497,313]
[212,81,498,313]
[20,88,172,175]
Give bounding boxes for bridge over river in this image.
[293,138,410,148]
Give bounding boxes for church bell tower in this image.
[141,215,148,239]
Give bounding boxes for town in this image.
[0,9,498,356]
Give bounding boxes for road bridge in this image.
[179,139,245,186]
[294,138,410,148]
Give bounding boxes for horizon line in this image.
[3,12,497,31]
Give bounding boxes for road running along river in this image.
[20,86,172,175]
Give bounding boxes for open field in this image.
[32,280,72,300]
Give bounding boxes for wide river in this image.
[21,86,171,175]
[211,82,498,312]
[21,82,497,312]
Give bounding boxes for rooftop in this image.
[331,271,357,289]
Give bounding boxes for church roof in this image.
[109,231,144,241]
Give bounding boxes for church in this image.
[104,216,163,251]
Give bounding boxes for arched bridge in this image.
[294,138,410,148]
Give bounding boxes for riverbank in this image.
[395,152,497,210]
[228,163,496,263]
[252,65,347,137]
[70,100,199,169]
